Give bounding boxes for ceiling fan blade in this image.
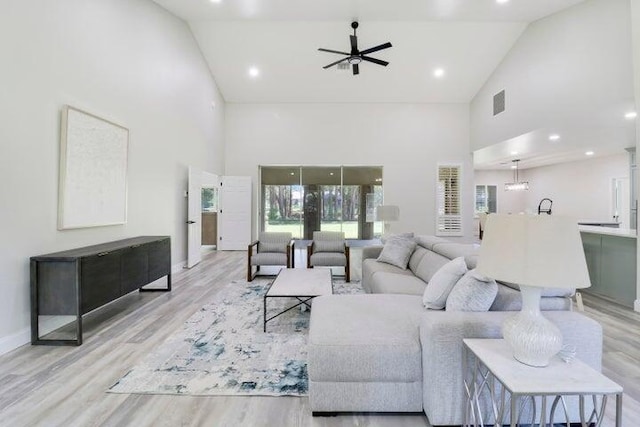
[362,56,389,67]
[353,63,359,75]
[318,48,351,56]
[350,35,358,52]
[323,57,349,69]
[359,42,392,56]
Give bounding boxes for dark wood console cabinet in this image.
[30,236,171,346]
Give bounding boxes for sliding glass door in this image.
[260,166,383,240]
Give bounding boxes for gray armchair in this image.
[307,231,350,282]
[247,232,293,281]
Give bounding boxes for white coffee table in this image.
[263,268,333,332]
[463,339,623,427]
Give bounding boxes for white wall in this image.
[224,103,473,240]
[631,0,640,312]
[475,153,629,221]
[0,0,225,353]
[470,0,635,151]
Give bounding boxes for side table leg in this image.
[510,394,517,427]
[263,295,267,333]
[616,393,622,427]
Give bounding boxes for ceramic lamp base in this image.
[503,285,563,367]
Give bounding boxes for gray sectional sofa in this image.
[308,235,603,425]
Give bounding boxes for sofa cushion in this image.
[431,242,480,261]
[446,270,498,312]
[414,235,450,250]
[362,258,414,293]
[414,251,451,284]
[497,280,574,298]
[377,237,417,270]
[370,272,427,295]
[408,246,428,274]
[489,284,572,311]
[422,257,468,310]
[309,294,424,383]
[258,242,287,253]
[310,252,346,266]
[250,252,288,266]
[314,240,345,253]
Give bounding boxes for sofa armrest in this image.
[419,310,602,426]
[362,245,383,260]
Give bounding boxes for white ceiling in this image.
[153,0,587,23]
[150,0,638,171]
[152,0,589,104]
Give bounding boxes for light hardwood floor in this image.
[0,250,638,426]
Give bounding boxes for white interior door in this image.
[187,166,203,268]
[218,176,252,250]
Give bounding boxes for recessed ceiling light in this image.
[585,151,595,156]
[496,0,510,4]
[210,0,222,3]
[511,165,517,169]
[625,111,638,120]
[549,134,561,141]
[329,172,334,176]
[433,68,445,78]
[510,151,518,155]
[248,67,260,78]
[290,172,295,176]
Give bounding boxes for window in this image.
[436,164,462,236]
[260,166,383,239]
[475,185,497,215]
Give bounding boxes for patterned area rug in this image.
[108,277,363,397]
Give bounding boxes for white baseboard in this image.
[0,328,30,357]
[635,299,640,313]
[173,261,186,274]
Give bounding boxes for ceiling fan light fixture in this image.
[318,22,392,76]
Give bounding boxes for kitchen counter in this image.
[580,228,637,308]
[579,225,637,239]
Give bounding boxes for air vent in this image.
[493,90,506,116]
[336,62,350,71]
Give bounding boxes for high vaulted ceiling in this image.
[152,0,588,104]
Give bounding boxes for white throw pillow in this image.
[376,237,417,270]
[446,269,498,312]
[422,257,468,309]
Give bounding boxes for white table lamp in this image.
[476,214,591,367]
[376,205,400,235]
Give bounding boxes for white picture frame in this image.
[58,105,129,230]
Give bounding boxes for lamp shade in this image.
[476,214,590,289]
[376,205,400,222]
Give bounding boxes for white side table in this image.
[463,339,623,427]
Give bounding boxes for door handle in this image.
[187,221,196,224]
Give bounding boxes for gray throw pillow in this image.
[376,237,417,270]
[446,269,498,312]
[314,240,345,253]
[422,257,467,309]
[380,232,415,244]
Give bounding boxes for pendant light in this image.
[505,159,529,191]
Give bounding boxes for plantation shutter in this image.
[436,164,463,236]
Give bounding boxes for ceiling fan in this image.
[318,22,392,76]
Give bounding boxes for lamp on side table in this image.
[476,214,591,367]
[376,205,400,238]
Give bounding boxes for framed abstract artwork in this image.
[58,105,129,229]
